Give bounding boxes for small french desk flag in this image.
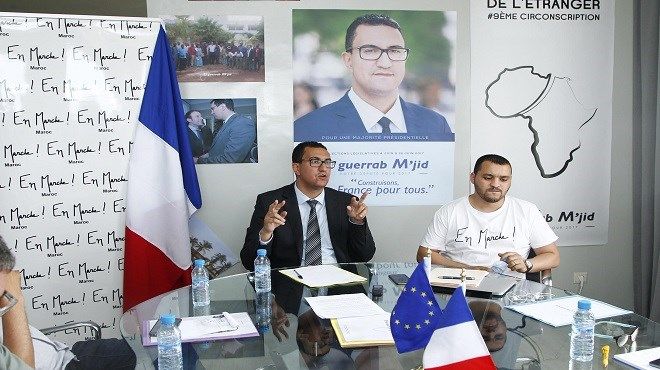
[423,287,496,370]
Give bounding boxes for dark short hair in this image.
[0,236,16,271]
[184,110,199,121]
[210,99,235,112]
[473,154,511,174]
[292,141,327,163]
[345,14,403,51]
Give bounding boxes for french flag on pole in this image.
[123,26,202,311]
[423,287,496,370]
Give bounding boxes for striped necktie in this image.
[304,199,322,266]
[378,116,392,134]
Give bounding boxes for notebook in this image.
[470,273,518,296]
[429,267,489,288]
[431,270,518,297]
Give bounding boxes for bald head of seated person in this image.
[416,154,559,277]
[240,141,376,271]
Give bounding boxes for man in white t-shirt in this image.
[416,154,560,278]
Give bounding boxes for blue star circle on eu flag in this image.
[390,262,442,353]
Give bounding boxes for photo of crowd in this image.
[163,15,265,82]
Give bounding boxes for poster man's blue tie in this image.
[378,116,392,134]
[305,199,322,266]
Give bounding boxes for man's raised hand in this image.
[260,200,287,242]
[347,191,369,224]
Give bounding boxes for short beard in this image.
[481,192,503,203]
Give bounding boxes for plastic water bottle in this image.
[255,291,272,333]
[157,314,183,370]
[570,299,595,362]
[192,259,210,307]
[254,249,271,293]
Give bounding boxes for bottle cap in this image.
[578,299,591,310]
[257,249,267,256]
[194,259,205,267]
[160,314,176,325]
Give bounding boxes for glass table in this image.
[120,262,659,369]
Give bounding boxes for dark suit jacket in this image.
[197,113,256,164]
[240,183,376,271]
[187,126,213,157]
[293,92,454,142]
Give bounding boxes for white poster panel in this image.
[470,0,615,245]
[293,10,457,207]
[327,142,454,206]
[0,13,158,337]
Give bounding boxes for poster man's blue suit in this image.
[294,93,454,142]
[197,114,256,164]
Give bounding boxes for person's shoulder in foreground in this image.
[0,235,34,370]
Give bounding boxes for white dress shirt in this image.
[347,88,407,133]
[188,124,202,139]
[293,184,337,265]
[258,184,337,265]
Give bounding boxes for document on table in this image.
[142,312,258,346]
[429,267,489,288]
[279,264,366,288]
[613,346,660,369]
[331,313,394,348]
[506,295,632,327]
[304,293,387,319]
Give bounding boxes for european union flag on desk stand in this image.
[390,262,442,353]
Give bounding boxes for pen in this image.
[223,311,239,329]
[293,269,303,279]
[441,276,475,280]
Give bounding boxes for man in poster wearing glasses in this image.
[241,141,375,270]
[294,13,454,142]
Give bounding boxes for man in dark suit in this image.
[185,110,213,158]
[241,141,376,270]
[197,99,256,164]
[294,14,454,142]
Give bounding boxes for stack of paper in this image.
[279,265,366,288]
[304,293,386,319]
[613,346,660,369]
[304,293,394,348]
[429,267,489,288]
[506,295,632,327]
[331,313,394,348]
[142,312,258,346]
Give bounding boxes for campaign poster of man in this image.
[292,10,457,206]
[292,10,456,143]
[163,15,265,82]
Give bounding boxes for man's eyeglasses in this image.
[303,157,336,169]
[346,45,410,61]
[0,291,17,317]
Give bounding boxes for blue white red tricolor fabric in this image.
[123,26,202,311]
[423,288,496,370]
